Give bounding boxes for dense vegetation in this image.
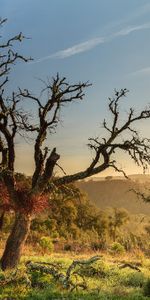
[1,174,150,256]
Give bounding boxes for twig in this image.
[118,263,141,272]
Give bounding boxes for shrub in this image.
[91,241,107,251]
[38,236,54,253]
[120,271,145,287]
[110,242,125,254]
[143,278,150,296]
[79,260,109,278]
[64,243,72,251]
[27,231,41,244]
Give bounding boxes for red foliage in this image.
[16,187,49,214]
[30,193,49,214]
[0,182,13,211]
[0,181,49,214]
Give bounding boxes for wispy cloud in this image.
[114,23,150,37]
[33,22,150,63]
[35,37,105,63]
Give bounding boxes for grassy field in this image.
[0,252,150,299]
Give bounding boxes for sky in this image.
[1,0,150,177]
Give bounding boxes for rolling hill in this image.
[77,175,150,215]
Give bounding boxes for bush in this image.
[79,260,109,278]
[119,271,145,287]
[110,242,125,254]
[91,241,107,251]
[143,278,150,296]
[64,243,72,251]
[38,236,54,253]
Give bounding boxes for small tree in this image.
[108,208,129,242]
[1,18,150,270]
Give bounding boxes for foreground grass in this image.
[0,253,150,299]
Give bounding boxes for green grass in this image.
[0,253,150,299]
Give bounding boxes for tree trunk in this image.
[1,212,31,270]
[0,211,5,230]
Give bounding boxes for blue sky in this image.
[1,0,150,176]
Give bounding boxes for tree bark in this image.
[1,212,31,270]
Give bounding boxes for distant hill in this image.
[77,175,150,215]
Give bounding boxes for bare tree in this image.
[1,18,150,270]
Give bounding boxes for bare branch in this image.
[0,18,7,27]
[19,74,91,189]
[49,89,150,188]
[0,19,32,90]
[18,89,44,109]
[109,161,128,179]
[56,162,67,175]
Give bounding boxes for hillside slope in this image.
[77,176,150,215]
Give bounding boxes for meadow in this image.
[0,250,150,300]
